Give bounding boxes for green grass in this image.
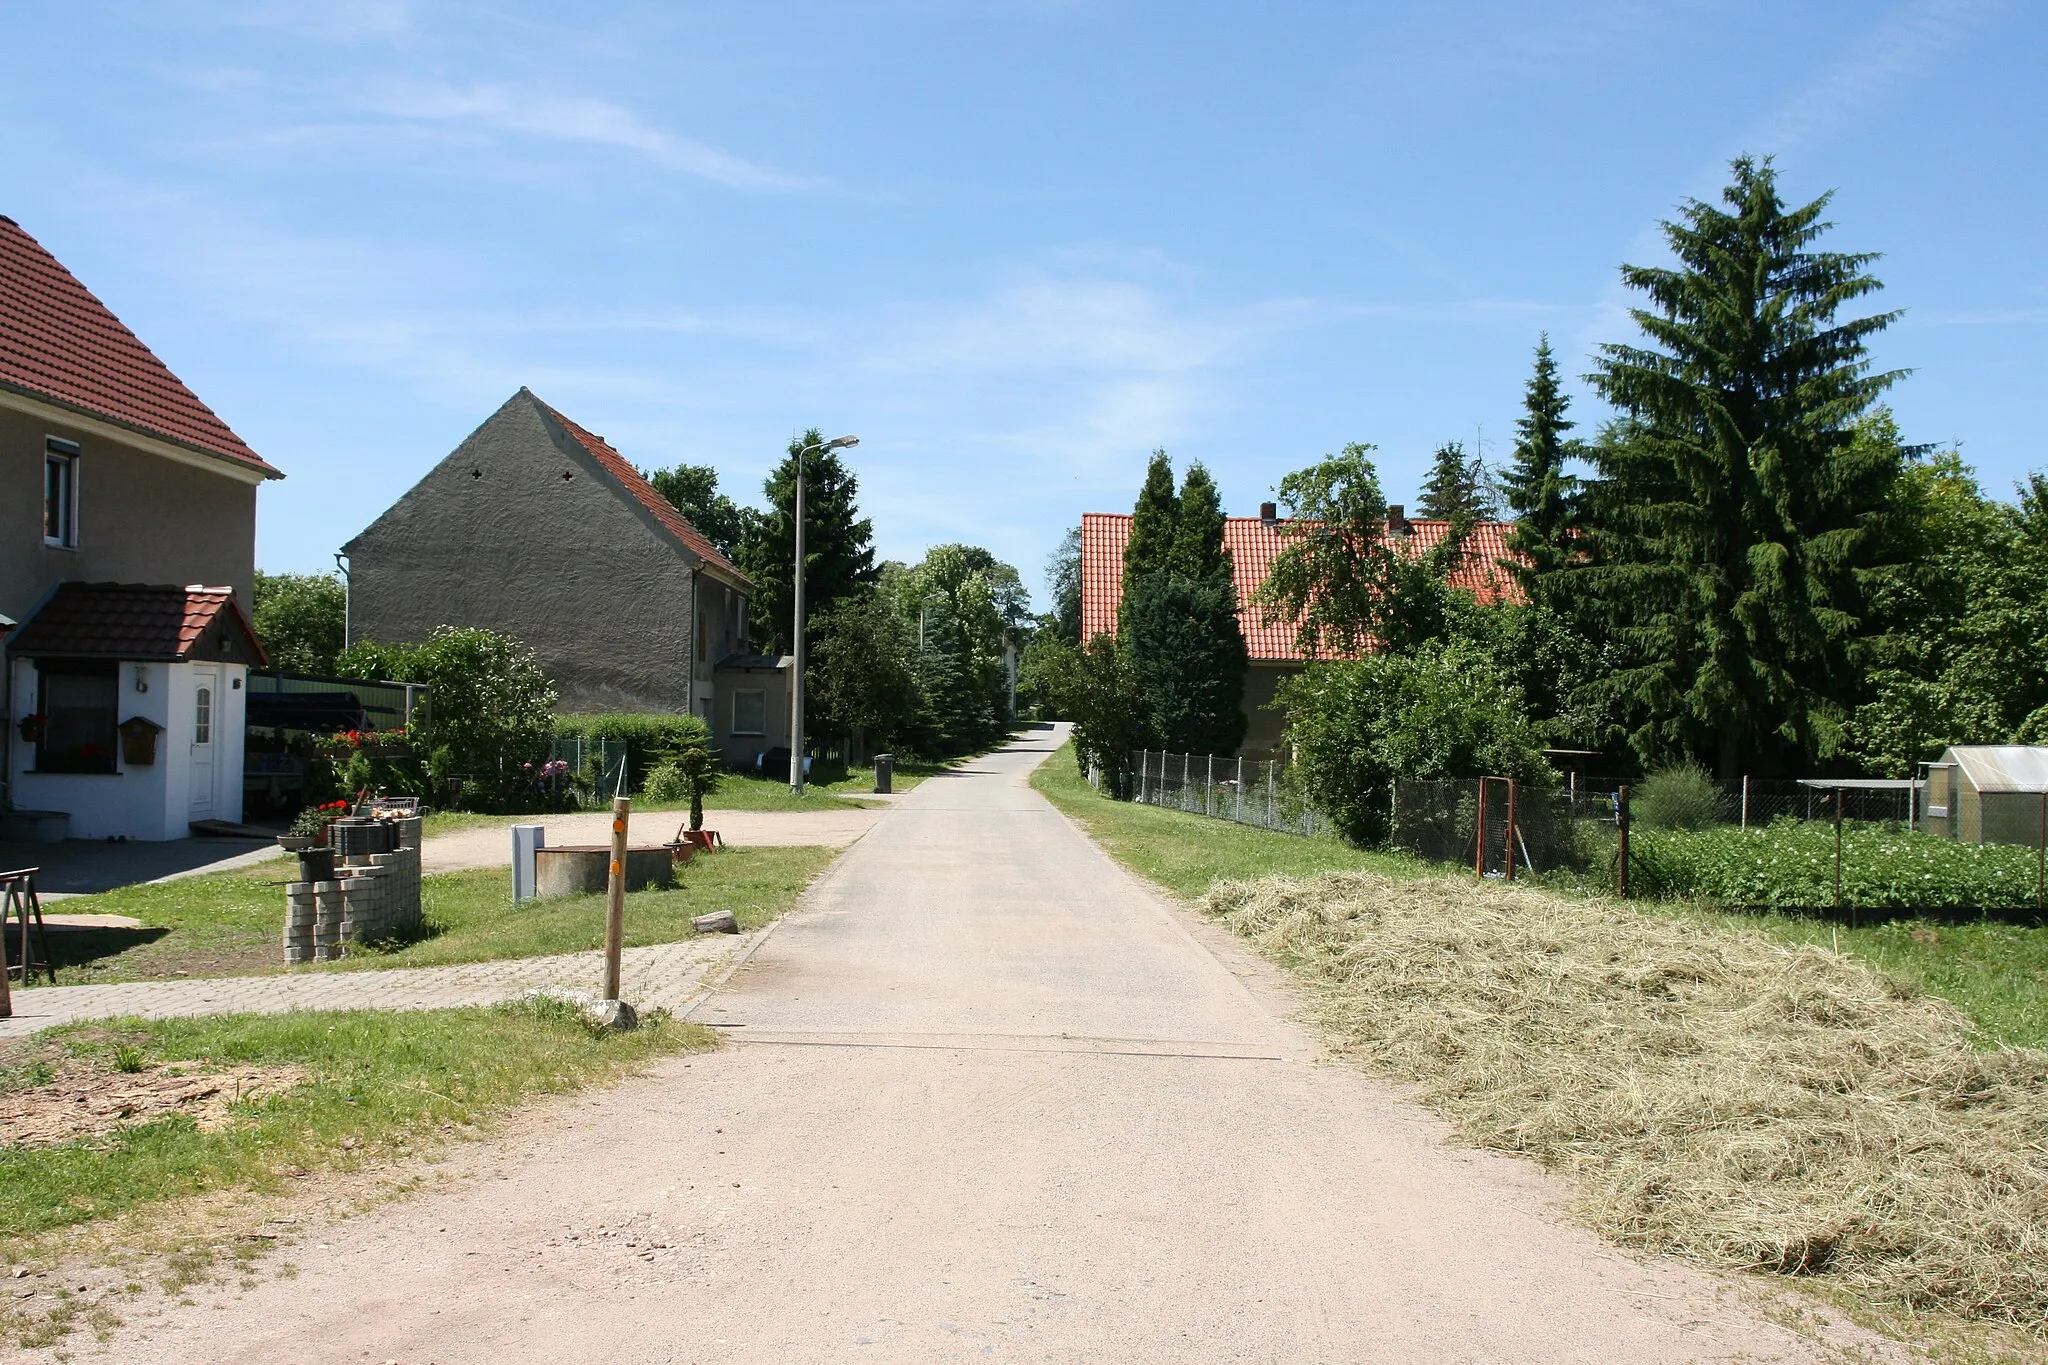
[1030,742,1430,897]
[1033,742,2048,1049]
[28,846,837,987]
[0,1003,711,1263]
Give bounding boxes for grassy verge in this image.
[29,846,838,987]
[0,1001,711,1348]
[1029,741,1434,896]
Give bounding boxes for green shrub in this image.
[642,761,691,803]
[1631,762,1723,830]
[1616,819,2042,909]
[554,713,710,792]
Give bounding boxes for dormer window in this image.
[44,437,79,548]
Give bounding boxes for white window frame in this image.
[44,437,80,549]
[732,689,768,736]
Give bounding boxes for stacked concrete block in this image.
[284,885,317,964]
[284,817,425,964]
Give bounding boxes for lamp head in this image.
[827,435,860,450]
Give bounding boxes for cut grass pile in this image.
[0,1001,709,1254]
[1206,870,2048,1328]
[31,845,836,986]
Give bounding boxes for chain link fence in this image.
[1110,749,1330,837]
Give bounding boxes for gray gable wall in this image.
[343,390,702,714]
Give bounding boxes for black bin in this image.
[873,753,893,795]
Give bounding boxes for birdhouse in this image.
[118,715,166,767]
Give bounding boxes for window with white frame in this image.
[44,437,79,548]
[733,689,767,736]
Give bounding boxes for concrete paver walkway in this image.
[0,936,752,1041]
[45,729,1887,1363]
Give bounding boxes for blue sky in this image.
[5,1,2041,607]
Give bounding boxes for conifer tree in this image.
[1122,449,1180,594]
[1499,335,1580,596]
[1575,156,1908,775]
[1415,441,1495,523]
[739,429,878,655]
[1170,461,1230,585]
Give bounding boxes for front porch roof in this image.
[5,582,267,665]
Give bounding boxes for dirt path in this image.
[57,730,1892,1363]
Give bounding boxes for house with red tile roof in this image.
[1079,506,1521,754]
[2,214,280,839]
[342,390,767,758]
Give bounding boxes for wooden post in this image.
[1504,778,1518,882]
[1475,777,1489,879]
[2037,791,2045,913]
[1616,784,1631,899]
[1741,774,1750,831]
[0,889,12,1019]
[602,796,629,1001]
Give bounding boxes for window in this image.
[194,686,213,744]
[43,438,79,548]
[733,689,767,736]
[35,662,118,773]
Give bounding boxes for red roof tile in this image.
[0,216,277,477]
[8,583,267,663]
[1081,512,1522,661]
[532,398,751,586]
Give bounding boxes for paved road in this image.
[60,729,1881,1363]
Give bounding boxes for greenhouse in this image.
[1920,745,2048,848]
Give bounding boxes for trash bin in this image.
[873,753,894,794]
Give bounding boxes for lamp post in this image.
[790,434,859,796]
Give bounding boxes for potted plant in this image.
[280,801,349,881]
[678,747,723,853]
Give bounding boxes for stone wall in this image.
[283,816,423,964]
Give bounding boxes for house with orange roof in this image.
[2,214,280,840]
[1080,502,1520,756]
[342,390,773,764]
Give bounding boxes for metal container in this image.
[873,753,894,794]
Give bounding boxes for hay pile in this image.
[1205,871,2048,1325]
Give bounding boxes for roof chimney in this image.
[1259,501,1278,529]
[1386,504,1409,535]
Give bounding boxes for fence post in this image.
[1206,753,1214,818]
[1616,784,1631,899]
[2037,790,2045,913]
[1475,777,1489,879]
[1741,774,1749,831]
[1843,785,1859,925]
[1236,756,1244,823]
[1266,761,1276,830]
[1505,778,1518,882]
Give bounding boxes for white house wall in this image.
[6,658,245,840]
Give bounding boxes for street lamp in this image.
[790,434,859,795]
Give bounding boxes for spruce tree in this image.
[1499,335,1580,596]
[1577,156,1907,775]
[1170,461,1230,585]
[738,429,878,655]
[1415,441,1494,523]
[1122,449,1180,594]
[1123,573,1249,755]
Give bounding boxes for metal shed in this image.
[1919,746,2048,847]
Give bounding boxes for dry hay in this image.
[1204,870,2048,1327]
[1,1061,308,1147]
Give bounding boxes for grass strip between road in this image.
[30,846,838,987]
[0,1000,714,1350]
[1034,740,2048,1361]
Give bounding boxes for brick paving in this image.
[0,934,751,1041]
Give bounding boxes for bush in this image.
[1632,763,1723,830]
[337,627,557,810]
[1616,820,2042,909]
[1282,639,1555,846]
[554,713,710,792]
[642,761,691,803]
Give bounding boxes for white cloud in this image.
[361,82,814,190]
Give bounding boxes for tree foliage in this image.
[738,428,878,656]
[336,627,557,806]
[1254,442,1462,658]
[1415,440,1495,523]
[1122,572,1248,755]
[1565,156,1908,775]
[1281,640,1554,845]
[1046,525,1083,645]
[1123,449,1180,594]
[1060,634,1153,797]
[809,588,920,746]
[252,571,346,675]
[645,463,747,560]
[1499,335,1582,596]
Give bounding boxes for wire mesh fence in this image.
[1118,749,1330,837]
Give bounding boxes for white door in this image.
[189,665,218,821]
